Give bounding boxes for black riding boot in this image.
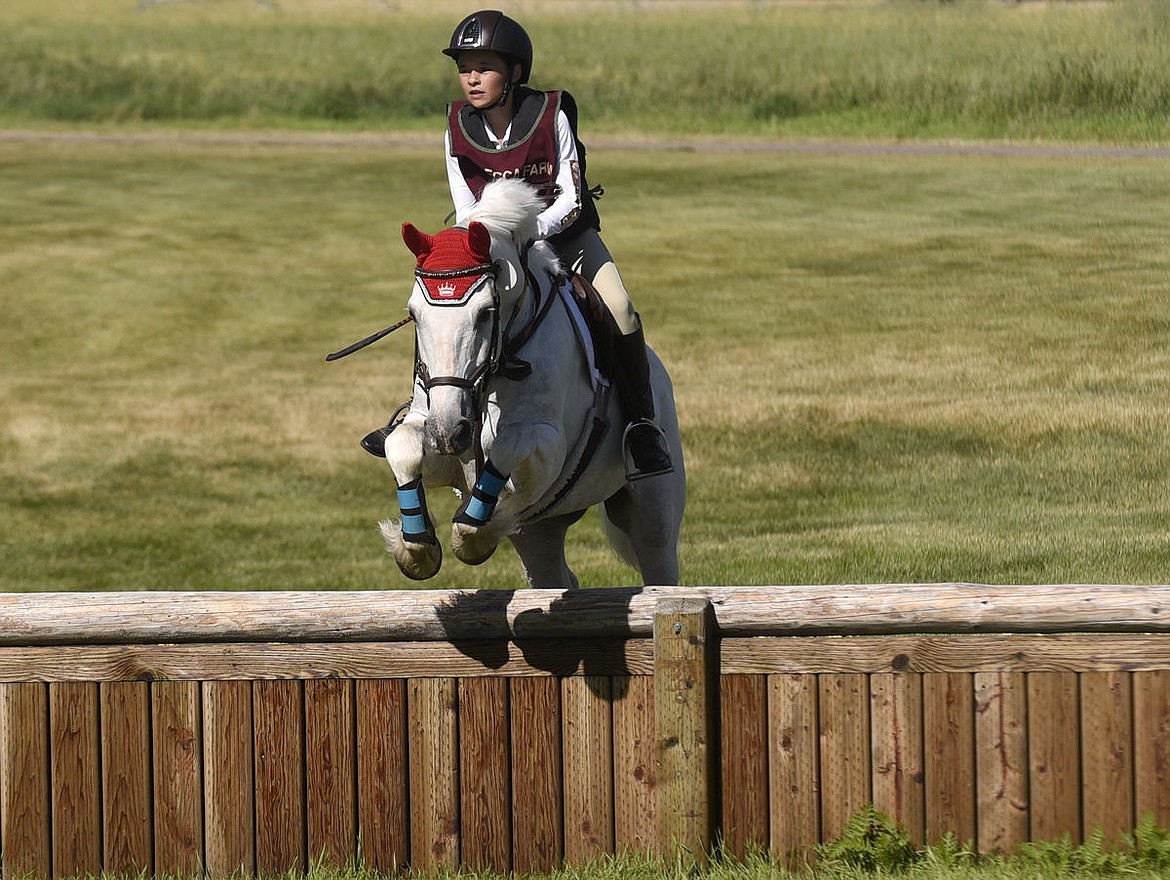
[612,324,674,480]
[360,402,410,458]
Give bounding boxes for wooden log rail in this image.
[1,583,1168,645]
[0,584,1167,879]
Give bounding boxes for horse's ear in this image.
[467,221,492,263]
[402,222,432,261]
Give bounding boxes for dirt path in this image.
[3,128,1170,160]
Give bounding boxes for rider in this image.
[362,9,673,480]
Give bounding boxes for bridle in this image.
[411,261,502,398]
[412,246,561,470]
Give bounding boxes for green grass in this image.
[288,813,1170,880]
[4,1,1170,142]
[2,137,1168,590]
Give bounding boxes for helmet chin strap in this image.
[497,65,522,108]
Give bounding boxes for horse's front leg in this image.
[378,412,443,580]
[449,423,564,566]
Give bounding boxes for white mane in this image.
[465,178,541,241]
[464,178,561,277]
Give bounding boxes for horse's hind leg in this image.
[602,481,683,586]
[509,512,587,589]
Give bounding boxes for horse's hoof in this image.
[397,547,443,580]
[456,543,497,566]
[379,519,442,580]
[451,523,498,566]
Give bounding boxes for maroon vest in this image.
[447,88,600,242]
[448,89,561,203]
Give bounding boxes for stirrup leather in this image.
[621,419,674,482]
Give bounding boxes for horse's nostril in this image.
[450,419,473,452]
[425,418,474,455]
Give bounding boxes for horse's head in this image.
[402,179,548,458]
[402,222,495,457]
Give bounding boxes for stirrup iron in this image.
[621,419,674,482]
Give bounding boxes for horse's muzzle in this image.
[424,417,474,456]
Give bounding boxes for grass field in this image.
[3,135,1168,591]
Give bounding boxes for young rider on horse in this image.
[362,9,673,480]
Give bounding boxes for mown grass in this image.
[4,1,1170,142]
[2,137,1168,591]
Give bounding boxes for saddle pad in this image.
[558,277,605,392]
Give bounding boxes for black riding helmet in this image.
[443,10,533,84]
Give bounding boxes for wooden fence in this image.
[0,585,1168,878]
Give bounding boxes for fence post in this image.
[654,598,719,868]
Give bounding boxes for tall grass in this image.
[3,1,1170,142]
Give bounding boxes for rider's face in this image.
[457,50,516,110]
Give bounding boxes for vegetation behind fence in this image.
[3,1,1170,142]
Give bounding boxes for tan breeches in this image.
[553,228,640,336]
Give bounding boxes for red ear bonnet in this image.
[402,222,433,264]
[466,221,492,264]
[403,221,494,272]
[406,221,496,305]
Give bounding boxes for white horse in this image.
[377,179,685,588]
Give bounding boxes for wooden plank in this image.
[203,680,255,878]
[152,681,203,878]
[974,672,1028,853]
[305,679,356,868]
[768,673,819,867]
[870,673,925,846]
[101,682,153,876]
[0,639,653,684]
[923,673,976,845]
[4,585,1170,646]
[721,633,1170,675]
[510,677,562,873]
[49,682,102,879]
[459,677,511,873]
[1080,671,1133,842]
[253,679,305,875]
[1134,670,1170,829]
[0,632,1167,684]
[356,679,409,872]
[654,598,717,865]
[561,675,614,862]
[818,674,871,844]
[720,674,768,860]
[0,683,50,880]
[613,676,656,855]
[1027,672,1081,844]
[408,678,459,870]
